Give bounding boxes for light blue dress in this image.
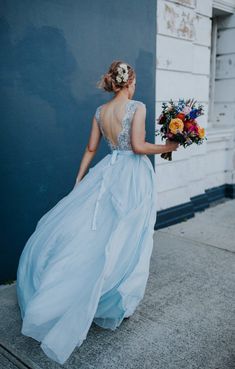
[16,99,158,364]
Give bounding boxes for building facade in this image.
[155,0,235,229]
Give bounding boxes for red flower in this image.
[176,113,185,120]
[184,121,194,131]
[194,125,199,134]
[157,114,165,124]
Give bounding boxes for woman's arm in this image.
[131,104,179,155]
[74,115,102,184]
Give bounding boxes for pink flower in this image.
[182,106,191,115]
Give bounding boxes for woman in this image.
[16,60,179,365]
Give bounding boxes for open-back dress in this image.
[16,99,158,364]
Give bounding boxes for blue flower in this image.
[189,109,199,119]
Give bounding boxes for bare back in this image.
[95,99,145,152]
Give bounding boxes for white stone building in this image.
[154,0,235,229]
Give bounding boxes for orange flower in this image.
[198,126,205,138]
[169,118,184,134]
[184,121,192,131]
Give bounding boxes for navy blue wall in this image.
[0,0,157,282]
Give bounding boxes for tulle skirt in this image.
[16,149,158,364]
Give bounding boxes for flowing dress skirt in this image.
[16,149,158,364]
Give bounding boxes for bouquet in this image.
[155,99,207,161]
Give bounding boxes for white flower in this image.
[122,74,128,82]
[116,63,129,83]
[116,75,123,83]
[119,63,128,72]
[117,67,124,75]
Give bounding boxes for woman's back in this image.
[95,99,145,152]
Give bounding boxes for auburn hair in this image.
[96,60,136,93]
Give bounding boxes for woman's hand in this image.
[164,139,180,153]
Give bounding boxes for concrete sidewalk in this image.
[0,199,235,369]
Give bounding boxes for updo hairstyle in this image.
[96,60,136,93]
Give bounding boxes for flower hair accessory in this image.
[116,63,129,83]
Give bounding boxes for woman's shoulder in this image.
[131,99,146,109]
[95,104,104,122]
[131,99,146,106]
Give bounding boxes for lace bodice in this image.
[95,100,145,151]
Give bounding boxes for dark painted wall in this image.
[0,0,157,282]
